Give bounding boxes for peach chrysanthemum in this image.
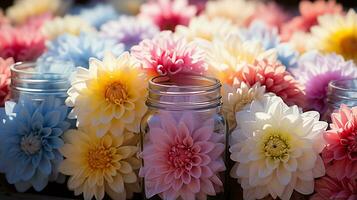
[236,59,305,107]
[60,128,140,200]
[42,15,95,40]
[0,57,14,106]
[175,16,237,42]
[204,0,257,26]
[66,52,147,137]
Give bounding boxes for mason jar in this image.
[325,79,357,121]
[140,75,227,200]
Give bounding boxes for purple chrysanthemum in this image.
[294,52,357,113]
[100,16,159,50]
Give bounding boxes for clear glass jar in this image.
[10,62,71,102]
[140,75,227,200]
[325,79,357,121]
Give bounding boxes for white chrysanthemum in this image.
[42,16,96,40]
[229,95,327,200]
[204,0,257,25]
[203,33,277,84]
[289,31,312,54]
[175,15,238,42]
[222,80,266,131]
[6,0,66,24]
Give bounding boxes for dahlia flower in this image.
[100,16,159,50]
[239,21,299,68]
[245,2,290,30]
[60,128,140,200]
[236,59,305,107]
[66,52,147,137]
[294,53,357,114]
[0,96,71,192]
[140,111,226,199]
[78,4,119,29]
[41,15,96,40]
[175,16,238,42]
[204,32,277,85]
[204,0,257,26]
[230,95,327,200]
[0,58,14,107]
[322,105,357,180]
[138,0,196,31]
[310,9,357,63]
[37,33,124,70]
[281,0,343,41]
[222,80,266,131]
[0,26,46,62]
[6,0,65,24]
[131,31,207,77]
[312,176,357,200]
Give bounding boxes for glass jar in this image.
[140,75,227,200]
[325,79,357,121]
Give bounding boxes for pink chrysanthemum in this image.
[138,0,196,31]
[294,53,357,114]
[0,57,14,106]
[281,0,343,41]
[236,59,305,107]
[245,2,290,31]
[312,176,357,200]
[0,26,45,62]
[322,105,357,180]
[140,112,225,199]
[131,31,207,77]
[22,13,53,29]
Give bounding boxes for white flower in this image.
[229,95,327,200]
[222,80,266,131]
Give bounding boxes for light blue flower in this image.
[37,33,124,71]
[100,16,159,50]
[77,4,119,29]
[0,96,70,192]
[239,20,299,68]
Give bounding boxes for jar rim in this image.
[149,75,221,91]
[11,62,69,77]
[329,79,357,92]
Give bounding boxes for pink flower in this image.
[140,111,225,199]
[245,2,290,31]
[139,0,196,31]
[235,59,305,107]
[0,10,9,27]
[0,57,14,106]
[0,26,46,62]
[312,176,357,200]
[22,13,53,29]
[323,105,357,180]
[131,31,207,77]
[281,0,343,41]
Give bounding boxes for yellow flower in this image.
[6,0,65,24]
[42,16,95,40]
[204,0,257,25]
[310,9,357,62]
[59,128,140,200]
[175,15,237,42]
[204,33,277,84]
[66,52,147,137]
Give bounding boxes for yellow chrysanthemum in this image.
[175,15,237,42]
[310,9,357,62]
[59,128,140,200]
[204,0,257,25]
[204,33,277,84]
[6,0,65,24]
[42,16,95,40]
[66,52,147,137]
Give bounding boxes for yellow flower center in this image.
[263,134,290,161]
[105,82,128,105]
[88,146,116,170]
[340,34,357,55]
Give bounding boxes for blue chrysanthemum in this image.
[77,4,119,29]
[0,96,70,192]
[37,33,124,71]
[239,20,299,68]
[100,16,159,50]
